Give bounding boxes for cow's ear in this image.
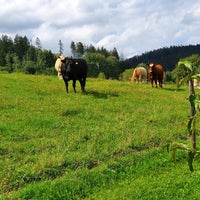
[61,59,65,63]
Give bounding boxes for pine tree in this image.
[70,41,76,57]
[76,42,85,57]
[58,40,64,55]
[14,34,30,62]
[110,47,119,60]
[35,37,42,49]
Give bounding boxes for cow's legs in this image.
[155,80,158,88]
[79,78,85,92]
[159,80,163,88]
[64,80,69,93]
[138,75,141,83]
[82,78,86,92]
[72,80,76,93]
[151,79,154,87]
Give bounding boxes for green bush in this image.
[25,66,36,74]
[97,72,106,79]
[119,68,133,81]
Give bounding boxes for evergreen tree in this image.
[86,44,96,53]
[76,42,85,57]
[35,37,42,49]
[0,35,14,66]
[5,53,14,73]
[24,46,37,62]
[58,40,64,55]
[97,47,109,58]
[106,56,121,79]
[36,49,46,72]
[70,41,76,57]
[110,47,119,60]
[43,50,55,68]
[12,54,21,71]
[14,34,30,62]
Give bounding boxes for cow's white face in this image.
[148,63,156,79]
[148,63,155,72]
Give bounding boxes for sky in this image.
[0,0,200,58]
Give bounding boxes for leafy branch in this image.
[169,60,200,172]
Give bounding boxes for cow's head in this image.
[147,62,156,79]
[61,58,74,80]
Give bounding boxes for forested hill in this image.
[122,44,200,71]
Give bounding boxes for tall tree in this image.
[110,47,119,60]
[43,50,55,68]
[97,47,109,58]
[70,41,76,57]
[24,46,37,62]
[0,35,13,66]
[12,54,21,71]
[86,44,96,53]
[5,53,13,72]
[106,56,121,79]
[76,42,85,57]
[35,37,42,49]
[14,34,30,62]
[58,40,64,55]
[36,49,46,72]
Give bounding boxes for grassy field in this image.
[1,72,200,199]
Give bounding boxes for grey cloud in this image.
[0,0,199,58]
[181,12,200,25]
[0,18,43,32]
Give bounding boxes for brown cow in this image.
[130,67,147,83]
[147,62,164,88]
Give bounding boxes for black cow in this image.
[61,58,87,93]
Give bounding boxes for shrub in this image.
[97,72,106,79]
[25,66,36,74]
[119,68,133,81]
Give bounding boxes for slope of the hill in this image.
[122,44,200,71]
[1,73,200,199]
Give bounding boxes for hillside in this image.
[1,73,200,199]
[122,44,200,71]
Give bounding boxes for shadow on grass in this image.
[62,109,81,116]
[163,87,185,92]
[83,90,119,99]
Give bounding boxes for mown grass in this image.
[0,73,200,199]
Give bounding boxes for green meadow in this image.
[1,73,200,199]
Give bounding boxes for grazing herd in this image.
[55,55,166,93]
[130,62,165,88]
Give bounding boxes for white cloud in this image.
[0,0,200,58]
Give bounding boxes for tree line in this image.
[0,34,122,78]
[0,34,55,74]
[0,34,200,81]
[123,44,200,72]
[69,41,122,79]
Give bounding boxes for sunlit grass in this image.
[0,73,199,199]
